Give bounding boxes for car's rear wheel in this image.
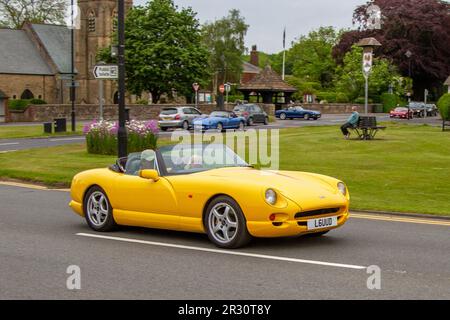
[280,113,287,120]
[205,196,252,249]
[84,186,117,232]
[161,127,168,132]
[182,121,189,130]
[238,121,245,131]
[264,117,269,125]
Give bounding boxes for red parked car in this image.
[390,107,413,119]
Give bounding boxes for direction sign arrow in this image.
[93,65,119,79]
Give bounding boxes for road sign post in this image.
[192,83,200,109]
[93,64,118,121]
[224,83,231,105]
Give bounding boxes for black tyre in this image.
[280,113,287,120]
[161,127,168,132]
[217,122,224,132]
[248,117,254,126]
[304,114,310,121]
[264,117,269,125]
[84,186,117,232]
[204,196,252,249]
[238,121,245,131]
[182,121,189,130]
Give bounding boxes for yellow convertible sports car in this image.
[70,144,350,248]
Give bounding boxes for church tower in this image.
[75,0,133,104]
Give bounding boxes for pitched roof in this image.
[238,65,297,92]
[243,61,261,74]
[0,28,53,75]
[30,24,72,74]
[445,76,450,86]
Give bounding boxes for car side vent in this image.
[295,208,341,219]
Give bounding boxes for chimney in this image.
[250,45,259,67]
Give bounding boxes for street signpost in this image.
[193,83,200,108]
[93,64,118,120]
[93,65,119,79]
[224,83,231,104]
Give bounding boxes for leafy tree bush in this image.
[29,99,47,105]
[317,92,337,103]
[354,97,374,104]
[9,99,47,111]
[437,93,450,120]
[381,93,400,112]
[336,93,350,103]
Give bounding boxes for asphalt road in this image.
[0,183,449,300]
[0,114,442,153]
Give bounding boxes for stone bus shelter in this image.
[238,65,297,108]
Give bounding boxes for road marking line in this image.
[0,181,69,192]
[351,213,450,226]
[76,233,367,270]
[0,142,19,146]
[0,150,18,154]
[49,137,84,142]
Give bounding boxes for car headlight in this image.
[265,189,277,205]
[337,182,347,196]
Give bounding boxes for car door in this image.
[111,154,179,229]
[189,108,202,125]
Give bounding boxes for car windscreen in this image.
[161,108,178,115]
[233,106,247,112]
[210,112,230,118]
[159,144,249,175]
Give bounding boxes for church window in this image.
[88,11,96,32]
[21,89,34,100]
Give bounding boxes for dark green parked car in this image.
[233,104,269,126]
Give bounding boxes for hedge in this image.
[437,93,450,121]
[8,99,46,111]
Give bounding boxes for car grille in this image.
[294,207,341,219]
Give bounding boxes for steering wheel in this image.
[116,157,127,173]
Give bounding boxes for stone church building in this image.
[0,0,133,109]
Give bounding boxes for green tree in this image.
[99,0,210,103]
[0,0,67,28]
[288,27,341,89]
[334,46,406,102]
[202,9,248,90]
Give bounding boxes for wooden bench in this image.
[443,119,450,132]
[351,116,386,140]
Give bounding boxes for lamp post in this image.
[70,0,76,132]
[405,50,412,78]
[117,0,127,158]
[356,37,382,115]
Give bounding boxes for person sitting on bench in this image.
[341,107,360,139]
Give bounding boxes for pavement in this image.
[0,183,449,300]
[0,114,444,153]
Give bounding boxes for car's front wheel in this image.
[217,123,224,132]
[304,114,310,121]
[84,186,117,232]
[205,196,252,249]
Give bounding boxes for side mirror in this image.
[139,169,160,181]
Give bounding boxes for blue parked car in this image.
[276,106,321,121]
[194,111,246,132]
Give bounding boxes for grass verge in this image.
[0,125,84,139]
[0,123,449,215]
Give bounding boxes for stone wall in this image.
[8,103,276,122]
[301,103,379,114]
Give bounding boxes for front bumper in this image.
[247,211,349,238]
[69,200,84,217]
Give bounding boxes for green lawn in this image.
[0,123,449,215]
[0,125,84,139]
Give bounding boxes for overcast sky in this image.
[134,0,367,53]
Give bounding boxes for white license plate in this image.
[307,216,338,230]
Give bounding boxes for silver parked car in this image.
[158,107,205,131]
